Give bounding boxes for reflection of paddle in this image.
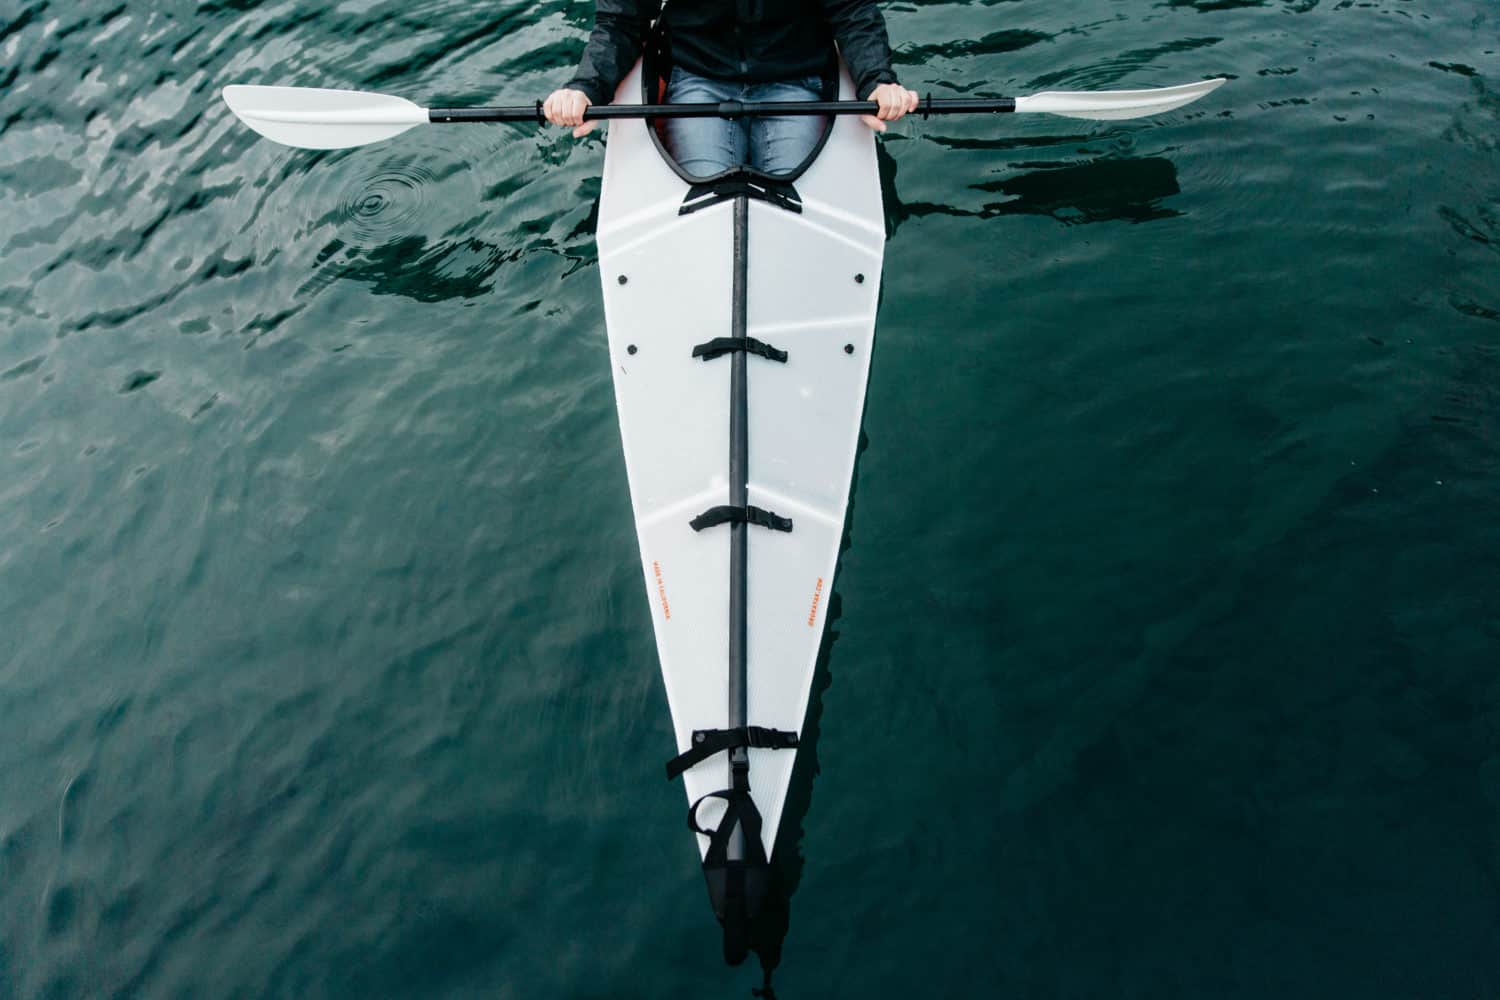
[222,80,1228,150]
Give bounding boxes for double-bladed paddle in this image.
[221,79,1227,150]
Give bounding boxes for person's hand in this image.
[861,83,920,132]
[543,89,598,138]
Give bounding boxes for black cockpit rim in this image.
[641,40,839,187]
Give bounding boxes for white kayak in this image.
[596,57,883,950]
[217,56,1227,971]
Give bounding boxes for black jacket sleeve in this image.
[565,0,656,105]
[822,0,899,99]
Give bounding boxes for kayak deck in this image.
[597,61,884,865]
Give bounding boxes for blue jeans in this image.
[663,67,826,178]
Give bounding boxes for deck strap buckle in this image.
[666,726,800,780]
[691,336,788,363]
[689,505,792,533]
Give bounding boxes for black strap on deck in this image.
[692,336,788,363]
[680,176,803,217]
[666,726,800,780]
[690,505,792,533]
[670,722,798,961]
[687,786,771,963]
[689,788,766,845]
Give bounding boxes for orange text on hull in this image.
[807,577,824,627]
[653,560,671,620]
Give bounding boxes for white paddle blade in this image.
[1015,78,1226,121]
[222,85,428,149]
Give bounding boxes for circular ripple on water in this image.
[339,161,435,245]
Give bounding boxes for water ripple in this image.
[339,162,434,246]
[1,0,1498,996]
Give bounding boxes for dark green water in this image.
[3,1,1499,996]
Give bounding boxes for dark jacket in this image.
[566,0,899,106]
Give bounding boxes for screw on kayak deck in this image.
[854,273,864,283]
[844,344,854,354]
[618,275,628,285]
[627,345,637,355]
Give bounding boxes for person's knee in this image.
[667,135,741,176]
[665,117,747,177]
[677,157,735,176]
[752,119,826,175]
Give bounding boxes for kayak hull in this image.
[597,60,884,860]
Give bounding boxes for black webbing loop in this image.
[689,505,792,533]
[689,787,770,961]
[688,790,769,871]
[666,726,800,780]
[691,336,788,363]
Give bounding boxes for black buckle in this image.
[666,726,800,780]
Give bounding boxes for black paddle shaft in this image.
[427,96,1017,124]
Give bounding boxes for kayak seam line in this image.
[796,196,887,241]
[766,210,884,260]
[746,314,878,338]
[638,487,729,530]
[597,199,709,255]
[745,485,840,528]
